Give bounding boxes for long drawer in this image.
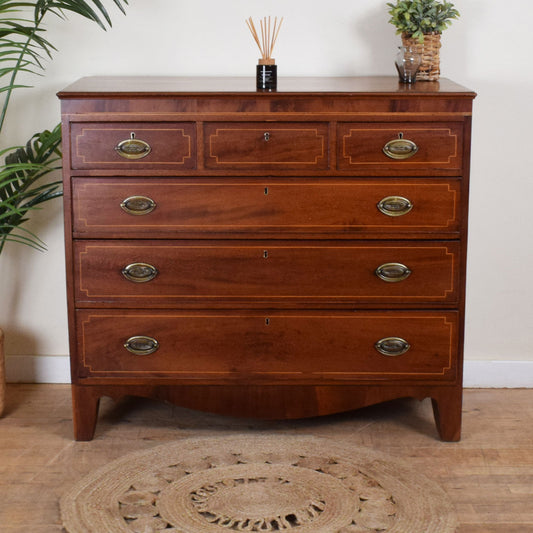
[75,310,458,381]
[71,178,461,238]
[73,240,459,306]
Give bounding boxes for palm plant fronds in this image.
[34,0,129,29]
[0,0,129,135]
[0,0,130,253]
[0,123,62,254]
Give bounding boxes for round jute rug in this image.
[60,435,457,533]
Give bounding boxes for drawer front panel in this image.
[70,122,196,170]
[76,310,458,381]
[204,122,329,170]
[72,178,460,238]
[74,241,459,305]
[338,122,463,174]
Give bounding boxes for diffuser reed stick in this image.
[246,16,283,65]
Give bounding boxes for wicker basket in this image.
[401,32,441,81]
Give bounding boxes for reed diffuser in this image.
[246,16,283,91]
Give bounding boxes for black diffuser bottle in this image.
[257,60,277,91]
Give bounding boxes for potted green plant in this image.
[386,0,459,80]
[0,0,129,416]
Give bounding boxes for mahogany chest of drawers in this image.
[58,76,475,441]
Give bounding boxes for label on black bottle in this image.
[257,65,277,90]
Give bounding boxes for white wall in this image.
[1,0,532,384]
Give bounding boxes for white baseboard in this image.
[463,360,533,388]
[5,355,71,384]
[4,355,533,388]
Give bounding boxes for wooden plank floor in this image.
[0,385,532,532]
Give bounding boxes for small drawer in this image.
[71,178,460,238]
[204,122,329,170]
[76,310,458,381]
[73,240,459,306]
[70,122,196,170]
[337,122,463,175]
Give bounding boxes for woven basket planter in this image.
[401,32,441,81]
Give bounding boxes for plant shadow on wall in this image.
[0,0,129,256]
[352,4,397,75]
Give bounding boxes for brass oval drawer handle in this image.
[375,337,410,357]
[124,336,159,356]
[120,195,156,215]
[375,262,412,282]
[383,132,418,160]
[377,196,413,217]
[122,262,158,283]
[264,132,271,141]
[115,132,151,160]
